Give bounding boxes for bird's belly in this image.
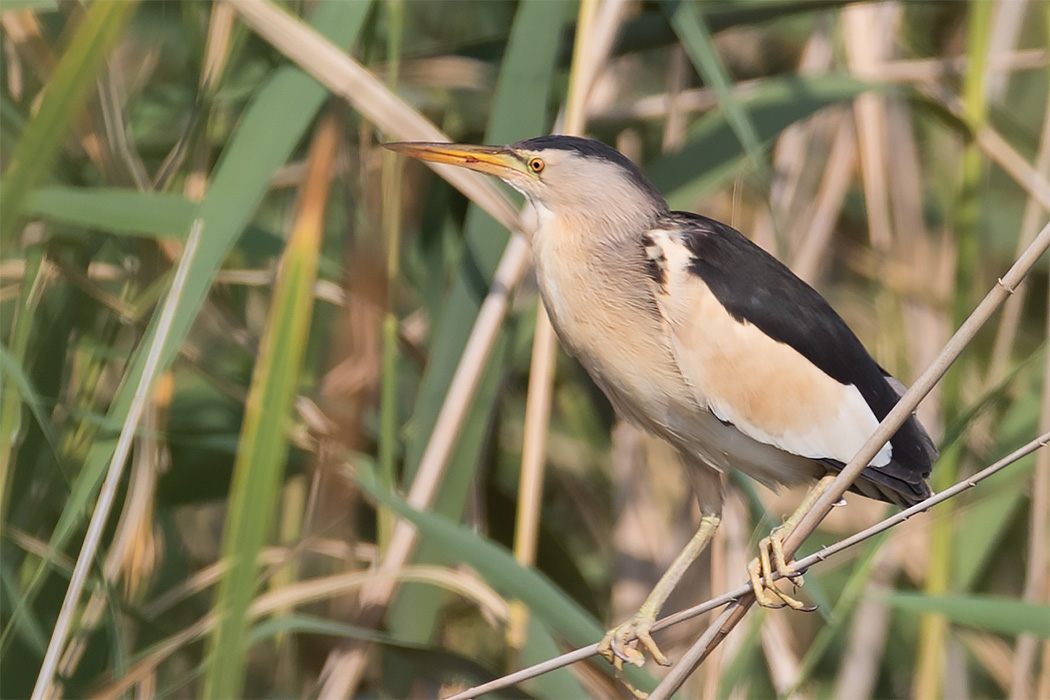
[534,256,694,432]
[543,287,691,431]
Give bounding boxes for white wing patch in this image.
[645,229,893,468]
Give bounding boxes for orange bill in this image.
[382,141,528,178]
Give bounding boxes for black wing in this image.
[669,211,936,505]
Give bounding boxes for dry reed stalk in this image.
[571,0,631,116]
[902,65,1050,214]
[226,0,518,227]
[791,115,857,284]
[139,540,373,621]
[702,489,749,699]
[199,2,234,94]
[89,618,210,700]
[3,529,75,569]
[831,554,896,700]
[88,561,510,699]
[507,254,556,656]
[976,120,1050,210]
[592,48,1050,125]
[591,50,1048,124]
[151,3,234,194]
[31,220,205,700]
[509,0,609,657]
[775,18,834,217]
[751,22,835,268]
[444,426,1050,700]
[960,629,1017,694]
[886,92,952,434]
[821,83,944,700]
[611,426,666,622]
[873,49,1047,83]
[760,611,804,699]
[213,269,346,305]
[843,2,897,255]
[844,5,902,375]
[646,603,742,700]
[54,391,166,685]
[1009,248,1050,698]
[784,214,1050,569]
[1039,643,1050,698]
[987,101,1050,395]
[984,0,1028,104]
[662,45,690,151]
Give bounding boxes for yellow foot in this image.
[598,613,670,699]
[746,527,813,611]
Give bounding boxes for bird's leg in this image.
[599,512,721,683]
[749,474,836,610]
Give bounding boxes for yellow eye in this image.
[527,157,545,173]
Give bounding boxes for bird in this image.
[385,135,937,683]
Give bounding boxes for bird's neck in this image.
[525,197,656,322]
[521,197,660,251]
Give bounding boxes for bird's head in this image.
[385,135,668,240]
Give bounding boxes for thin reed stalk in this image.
[31,219,204,700]
[444,428,1050,700]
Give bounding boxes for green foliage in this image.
[881,593,1050,639]
[23,187,198,239]
[0,1,137,247]
[1,1,1046,698]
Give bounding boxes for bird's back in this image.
[647,212,936,507]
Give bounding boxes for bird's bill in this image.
[383,141,527,178]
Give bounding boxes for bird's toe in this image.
[748,534,811,611]
[597,612,672,697]
[599,613,666,667]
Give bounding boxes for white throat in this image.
[518,197,556,243]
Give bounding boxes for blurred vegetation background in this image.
[1,0,1048,698]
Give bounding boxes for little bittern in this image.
[386,136,936,684]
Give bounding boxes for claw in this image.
[599,613,670,668]
[601,633,645,699]
[598,612,671,698]
[748,530,811,610]
[748,555,785,608]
